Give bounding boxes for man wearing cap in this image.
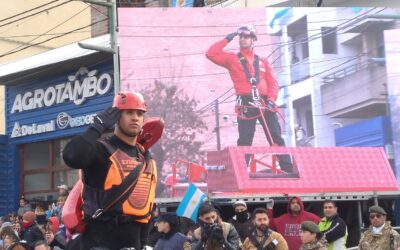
[154,213,189,250]
[318,200,347,250]
[228,200,253,242]
[300,221,328,250]
[206,25,292,172]
[63,91,158,250]
[359,205,400,250]
[242,208,288,250]
[57,184,69,197]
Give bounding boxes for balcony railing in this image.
[290,57,311,83]
[321,61,387,118]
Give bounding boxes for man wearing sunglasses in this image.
[358,205,400,249]
[206,25,292,172]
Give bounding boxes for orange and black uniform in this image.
[63,127,156,250]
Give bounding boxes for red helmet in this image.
[113,91,147,112]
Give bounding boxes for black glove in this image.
[201,229,209,243]
[91,107,121,134]
[265,100,276,112]
[210,225,224,243]
[225,32,237,42]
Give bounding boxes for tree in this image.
[142,80,208,180]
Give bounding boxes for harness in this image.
[82,139,155,223]
[237,52,262,106]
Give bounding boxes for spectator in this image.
[21,211,45,248]
[44,217,66,249]
[33,240,51,250]
[45,205,52,220]
[17,197,32,218]
[8,214,17,224]
[56,185,69,198]
[242,208,288,250]
[268,196,320,250]
[34,206,47,230]
[300,221,328,250]
[318,200,347,250]
[358,205,400,249]
[228,200,253,242]
[1,226,20,249]
[12,222,22,238]
[6,242,30,250]
[147,207,162,247]
[154,213,189,250]
[51,196,66,220]
[191,203,240,250]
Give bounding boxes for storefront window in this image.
[24,141,50,170]
[21,138,78,201]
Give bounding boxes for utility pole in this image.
[78,0,120,94]
[215,99,221,151]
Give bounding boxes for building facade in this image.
[0,36,113,214]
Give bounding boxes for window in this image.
[321,27,338,54]
[20,138,78,201]
[376,30,385,58]
[301,36,310,59]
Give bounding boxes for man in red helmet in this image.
[63,91,157,250]
[206,25,292,172]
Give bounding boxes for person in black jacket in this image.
[318,200,347,249]
[21,211,45,248]
[154,213,189,250]
[228,200,253,242]
[63,91,157,250]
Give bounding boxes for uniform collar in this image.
[239,48,254,59]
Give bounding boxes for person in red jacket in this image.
[268,196,321,250]
[205,24,292,172]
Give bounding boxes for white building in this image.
[267,7,400,147]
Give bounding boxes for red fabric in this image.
[269,196,321,250]
[205,38,279,101]
[48,217,60,234]
[22,221,34,229]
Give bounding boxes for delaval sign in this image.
[10,67,113,138]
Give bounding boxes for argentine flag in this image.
[171,0,195,7]
[176,184,206,222]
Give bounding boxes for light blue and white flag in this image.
[269,8,291,29]
[176,184,207,222]
[171,0,195,7]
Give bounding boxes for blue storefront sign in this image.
[1,60,113,215]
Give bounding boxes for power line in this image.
[0,31,91,39]
[268,8,385,66]
[119,9,388,62]
[3,6,90,57]
[0,0,72,29]
[267,8,379,61]
[0,0,61,24]
[0,18,107,59]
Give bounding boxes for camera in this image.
[223,115,229,122]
